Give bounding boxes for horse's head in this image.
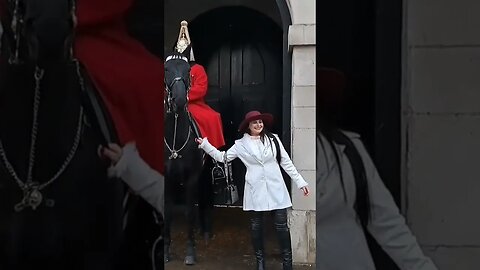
[164,53,191,114]
[0,0,76,67]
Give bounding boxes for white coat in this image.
[199,133,308,211]
[316,131,438,270]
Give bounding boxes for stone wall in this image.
[403,0,480,268]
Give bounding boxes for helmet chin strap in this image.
[9,0,21,64]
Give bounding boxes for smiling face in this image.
[248,119,264,136]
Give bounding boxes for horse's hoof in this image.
[184,255,196,265]
[185,245,196,265]
[164,246,171,263]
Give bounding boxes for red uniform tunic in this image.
[74,0,164,174]
[188,64,225,148]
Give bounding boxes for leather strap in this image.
[78,63,118,145]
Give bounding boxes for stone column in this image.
[286,0,316,265]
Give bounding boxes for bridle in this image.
[5,0,77,65]
[164,54,190,114]
[0,0,84,212]
[164,54,192,160]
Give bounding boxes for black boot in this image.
[254,248,265,270]
[251,212,265,270]
[277,231,292,270]
[274,209,292,270]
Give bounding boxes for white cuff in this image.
[198,137,209,149]
[107,143,136,178]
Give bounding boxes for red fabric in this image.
[74,0,164,174]
[188,64,225,148]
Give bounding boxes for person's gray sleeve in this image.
[353,139,438,270]
[108,143,164,215]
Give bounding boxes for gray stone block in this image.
[424,246,480,270]
[409,47,480,113]
[406,115,480,245]
[292,107,316,129]
[407,0,480,45]
[292,47,316,87]
[292,86,316,107]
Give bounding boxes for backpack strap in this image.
[331,130,371,228]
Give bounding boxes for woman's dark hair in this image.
[317,68,371,228]
[246,126,281,163]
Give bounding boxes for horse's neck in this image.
[0,61,82,148]
[165,110,191,137]
[1,62,80,110]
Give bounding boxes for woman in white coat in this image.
[195,110,309,270]
[316,68,438,270]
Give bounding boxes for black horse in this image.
[164,52,204,265]
[0,1,161,269]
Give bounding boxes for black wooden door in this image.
[191,7,283,206]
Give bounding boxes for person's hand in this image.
[301,186,310,196]
[98,143,123,165]
[195,138,203,144]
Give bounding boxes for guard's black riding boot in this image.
[275,209,293,270]
[251,212,265,270]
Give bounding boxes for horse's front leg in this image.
[197,156,214,245]
[183,172,200,265]
[163,176,174,263]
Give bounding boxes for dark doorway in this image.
[317,0,402,269]
[127,0,164,58]
[189,7,284,206]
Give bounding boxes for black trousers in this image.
[250,208,293,269]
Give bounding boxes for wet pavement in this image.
[165,207,315,270]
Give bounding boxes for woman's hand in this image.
[301,186,310,196]
[98,143,123,164]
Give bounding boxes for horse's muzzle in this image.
[26,18,72,65]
